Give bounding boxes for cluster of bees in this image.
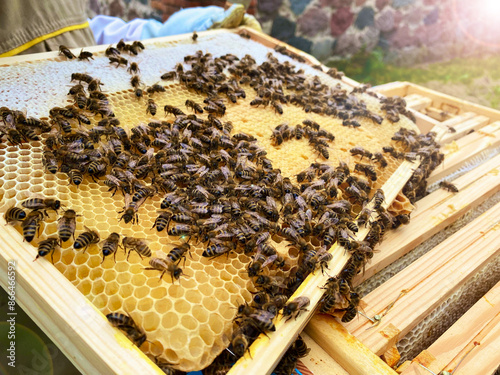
[0,36,448,375]
[271,120,335,159]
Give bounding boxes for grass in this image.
[329,48,500,108]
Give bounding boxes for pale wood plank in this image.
[373,81,410,98]
[228,161,419,375]
[306,315,398,375]
[353,153,500,284]
[411,109,440,133]
[435,112,477,129]
[301,332,350,375]
[424,106,454,121]
[404,94,432,111]
[345,201,500,355]
[428,121,500,185]
[0,220,164,375]
[405,83,500,122]
[438,115,490,144]
[401,280,500,375]
[453,312,500,375]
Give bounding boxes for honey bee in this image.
[71,73,93,83]
[59,45,76,59]
[164,105,185,117]
[73,226,100,252]
[357,206,372,227]
[135,88,143,99]
[58,209,78,242]
[22,197,61,214]
[101,232,121,263]
[372,152,388,168]
[354,163,377,181]
[203,242,233,258]
[239,30,251,39]
[34,237,60,262]
[127,62,140,74]
[185,100,203,114]
[350,146,372,160]
[105,45,121,57]
[272,101,283,115]
[77,49,93,61]
[373,189,385,209]
[122,237,151,260]
[161,71,176,81]
[22,210,44,242]
[166,243,191,264]
[146,99,157,116]
[130,75,141,88]
[146,84,166,95]
[109,56,128,67]
[341,305,358,323]
[145,257,185,281]
[439,181,459,193]
[106,312,147,347]
[68,168,84,186]
[249,310,276,332]
[132,40,145,50]
[3,207,26,224]
[192,31,198,41]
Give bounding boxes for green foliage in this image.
[328,49,500,108]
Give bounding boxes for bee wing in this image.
[266,196,277,209]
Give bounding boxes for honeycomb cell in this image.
[214,288,229,302]
[92,280,105,295]
[119,284,134,298]
[162,311,179,329]
[208,314,224,335]
[63,265,77,282]
[203,297,219,312]
[107,294,123,311]
[77,265,90,279]
[181,315,199,331]
[174,299,191,314]
[137,297,153,312]
[170,328,188,350]
[89,268,103,281]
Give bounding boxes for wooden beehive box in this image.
[0,27,497,375]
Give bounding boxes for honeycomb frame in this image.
[0,30,421,372]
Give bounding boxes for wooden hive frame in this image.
[303,83,500,375]
[1,28,499,375]
[0,26,384,375]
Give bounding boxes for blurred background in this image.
[85,0,500,107]
[2,1,499,374]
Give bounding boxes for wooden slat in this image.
[344,201,500,355]
[410,109,439,133]
[405,83,500,122]
[404,94,432,111]
[435,112,477,129]
[438,115,490,144]
[301,332,350,375]
[228,161,419,375]
[424,106,453,121]
[428,121,500,185]
[306,315,397,375]
[0,220,164,375]
[354,152,500,284]
[401,280,500,375]
[373,81,409,98]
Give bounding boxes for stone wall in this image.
[257,0,500,65]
